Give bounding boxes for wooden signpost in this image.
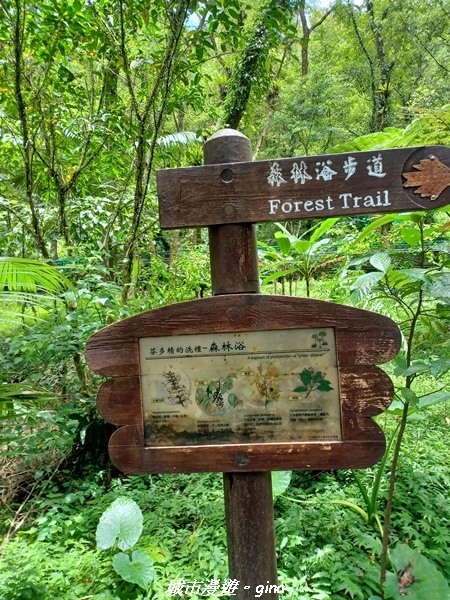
[157,143,450,228]
[85,130,450,599]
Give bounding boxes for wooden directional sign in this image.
[157,145,450,228]
[84,294,401,475]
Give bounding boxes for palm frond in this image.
[157,131,201,149]
[0,257,73,293]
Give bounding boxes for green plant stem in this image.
[379,219,425,597]
[379,401,409,597]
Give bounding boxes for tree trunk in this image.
[12,0,49,259]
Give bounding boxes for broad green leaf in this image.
[400,226,421,247]
[222,377,234,393]
[385,400,417,416]
[293,240,311,254]
[274,232,291,256]
[419,390,450,408]
[310,238,331,252]
[300,369,312,386]
[293,385,308,393]
[274,222,294,238]
[430,273,450,300]
[228,393,238,407]
[96,497,143,551]
[272,471,292,498]
[429,358,450,377]
[393,362,428,377]
[370,253,391,273]
[399,269,429,284]
[112,549,155,590]
[318,380,333,392]
[350,271,385,295]
[384,544,450,599]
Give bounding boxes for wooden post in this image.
[204,129,279,599]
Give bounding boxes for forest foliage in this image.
[1,0,450,598]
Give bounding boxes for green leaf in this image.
[262,268,296,284]
[272,471,291,498]
[309,217,340,243]
[96,497,143,551]
[399,269,430,284]
[370,253,391,273]
[350,271,385,295]
[385,400,417,416]
[293,385,307,393]
[112,549,155,590]
[353,214,400,245]
[228,393,238,408]
[393,362,428,377]
[0,257,73,293]
[430,273,450,300]
[274,232,291,256]
[0,384,57,404]
[221,377,234,393]
[400,226,421,247]
[300,369,312,386]
[317,380,333,392]
[157,131,201,149]
[419,390,450,408]
[429,358,450,377]
[292,240,312,254]
[400,388,420,407]
[384,544,450,599]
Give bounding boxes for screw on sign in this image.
[83,130,450,600]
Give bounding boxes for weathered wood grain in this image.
[157,145,450,228]
[106,426,387,474]
[339,366,393,416]
[85,294,401,376]
[97,376,142,433]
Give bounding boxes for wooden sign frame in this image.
[85,293,401,474]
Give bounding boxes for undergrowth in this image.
[1,404,449,599]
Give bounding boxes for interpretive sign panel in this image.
[140,328,341,446]
[84,294,401,474]
[157,145,450,228]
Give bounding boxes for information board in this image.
[85,294,401,474]
[139,328,341,446]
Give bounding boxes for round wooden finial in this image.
[203,129,252,165]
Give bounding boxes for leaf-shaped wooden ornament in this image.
[403,156,450,200]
